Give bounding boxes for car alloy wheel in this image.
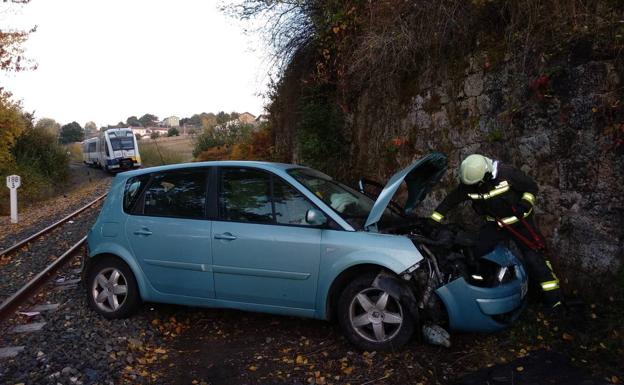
[92,267,128,313]
[348,287,404,343]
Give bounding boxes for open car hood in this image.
[364,152,448,230]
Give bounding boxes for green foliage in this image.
[139,113,158,127]
[296,85,345,172]
[150,131,160,140]
[59,121,84,144]
[126,115,141,126]
[12,126,69,181]
[0,90,26,164]
[167,127,180,137]
[34,117,60,135]
[0,113,70,214]
[192,122,254,158]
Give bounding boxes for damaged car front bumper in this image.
[435,245,528,332]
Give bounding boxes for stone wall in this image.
[340,56,623,290]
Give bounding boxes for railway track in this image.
[0,193,106,322]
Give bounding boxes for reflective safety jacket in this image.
[430,162,538,225]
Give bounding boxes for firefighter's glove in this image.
[514,201,532,217]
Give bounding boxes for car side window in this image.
[123,174,150,213]
[219,168,273,223]
[273,178,317,226]
[143,170,207,219]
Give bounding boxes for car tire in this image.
[86,257,140,319]
[337,273,414,351]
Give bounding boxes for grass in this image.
[139,136,194,167]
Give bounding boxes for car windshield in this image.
[288,168,401,230]
[110,137,134,151]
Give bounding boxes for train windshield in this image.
[109,137,135,151]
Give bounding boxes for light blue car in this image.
[84,153,528,350]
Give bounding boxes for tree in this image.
[139,113,158,127]
[167,127,180,137]
[84,121,97,138]
[216,111,230,125]
[0,90,26,164]
[59,121,84,144]
[35,118,61,135]
[201,112,217,130]
[0,1,37,73]
[126,116,141,127]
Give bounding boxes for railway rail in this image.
[0,193,106,322]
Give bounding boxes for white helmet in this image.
[459,154,494,185]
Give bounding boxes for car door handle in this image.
[133,228,153,236]
[214,232,237,241]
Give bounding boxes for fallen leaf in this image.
[562,333,574,341]
[249,365,258,372]
[516,366,524,372]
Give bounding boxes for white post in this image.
[6,175,21,224]
[10,188,18,223]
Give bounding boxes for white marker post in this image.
[6,175,21,224]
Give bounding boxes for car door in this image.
[125,168,215,298]
[212,167,324,310]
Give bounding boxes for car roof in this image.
[119,161,305,178]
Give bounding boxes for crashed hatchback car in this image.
[85,154,528,350]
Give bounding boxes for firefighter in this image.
[430,154,563,311]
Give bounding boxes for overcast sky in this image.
[0,0,269,127]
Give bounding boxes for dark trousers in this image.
[474,216,562,307]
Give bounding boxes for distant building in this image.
[255,114,269,124]
[131,126,149,137]
[238,112,256,125]
[162,116,180,128]
[145,126,169,137]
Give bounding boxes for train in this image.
[82,128,142,172]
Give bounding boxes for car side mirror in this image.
[305,208,327,226]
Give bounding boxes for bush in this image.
[296,85,345,172]
[0,127,70,215]
[65,143,83,162]
[192,122,254,158]
[12,127,70,181]
[167,127,180,137]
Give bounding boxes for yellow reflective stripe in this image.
[541,280,560,291]
[522,192,535,205]
[467,181,510,200]
[500,215,520,225]
[486,208,533,225]
[544,260,559,280]
[430,211,444,223]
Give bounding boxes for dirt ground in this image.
[145,299,622,385]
